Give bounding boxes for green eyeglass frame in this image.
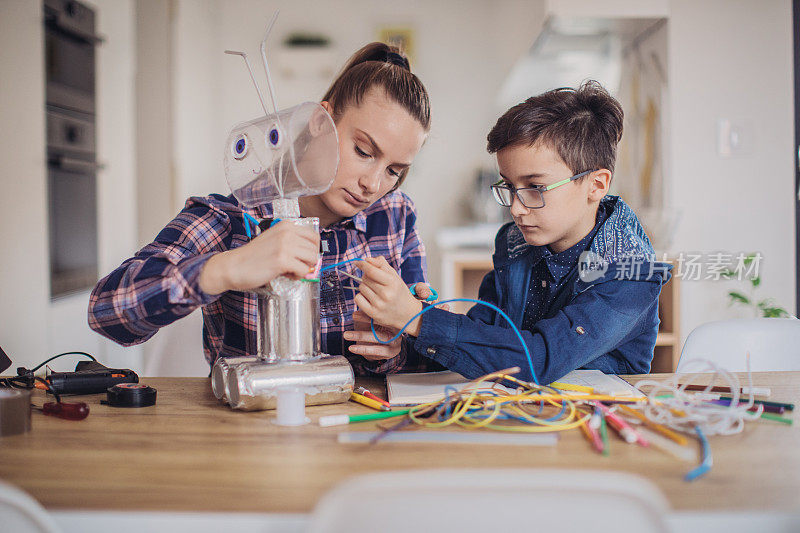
[490,169,594,209]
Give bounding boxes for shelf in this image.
[655,332,677,346]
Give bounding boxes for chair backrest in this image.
[678,318,800,372]
[0,480,61,533]
[308,468,669,533]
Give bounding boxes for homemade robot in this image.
[210,12,354,417]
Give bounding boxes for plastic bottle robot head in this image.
[224,102,339,207]
[223,12,339,208]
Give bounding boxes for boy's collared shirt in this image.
[88,190,431,375]
[522,201,610,330]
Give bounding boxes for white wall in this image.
[172,0,227,208]
[136,0,176,247]
[0,0,142,372]
[667,0,795,342]
[0,1,49,371]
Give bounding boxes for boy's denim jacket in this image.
[411,196,672,384]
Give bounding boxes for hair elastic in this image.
[382,50,409,69]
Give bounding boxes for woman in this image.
[88,43,435,375]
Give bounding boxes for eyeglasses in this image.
[490,169,594,209]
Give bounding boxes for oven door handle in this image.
[45,13,104,44]
[50,156,103,174]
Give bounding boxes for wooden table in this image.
[0,372,798,513]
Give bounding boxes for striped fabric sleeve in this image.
[87,198,232,346]
[397,193,428,287]
[358,192,430,375]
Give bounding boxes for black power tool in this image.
[45,361,139,395]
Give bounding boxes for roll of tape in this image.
[0,389,32,436]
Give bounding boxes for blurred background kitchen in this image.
[1,0,794,375]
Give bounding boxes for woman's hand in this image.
[343,310,403,361]
[353,257,424,337]
[199,221,320,295]
[344,274,443,360]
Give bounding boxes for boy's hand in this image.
[354,257,424,337]
[411,283,435,301]
[199,221,320,295]
[343,310,403,361]
[411,283,451,312]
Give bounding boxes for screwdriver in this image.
[41,401,90,420]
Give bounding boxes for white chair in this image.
[0,480,61,533]
[677,318,800,372]
[308,468,670,533]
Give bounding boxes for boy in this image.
[353,81,670,384]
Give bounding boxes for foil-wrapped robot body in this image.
[213,15,354,411]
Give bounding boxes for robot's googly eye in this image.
[267,125,281,148]
[232,134,248,159]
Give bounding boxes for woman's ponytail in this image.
[322,42,430,132]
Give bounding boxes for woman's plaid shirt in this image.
[88,190,434,375]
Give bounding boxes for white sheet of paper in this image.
[555,369,645,398]
[387,369,644,406]
[386,371,516,406]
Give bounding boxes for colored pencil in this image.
[581,418,605,453]
[680,384,771,396]
[617,404,688,446]
[595,402,648,446]
[350,392,390,411]
[710,398,785,414]
[718,396,794,411]
[759,412,793,425]
[355,386,391,408]
[550,382,594,394]
[598,411,610,456]
[319,409,411,427]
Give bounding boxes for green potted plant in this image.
[721,254,790,318]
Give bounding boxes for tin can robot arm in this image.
[198,220,320,296]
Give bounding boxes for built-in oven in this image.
[46,110,99,297]
[44,0,101,298]
[44,0,98,115]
